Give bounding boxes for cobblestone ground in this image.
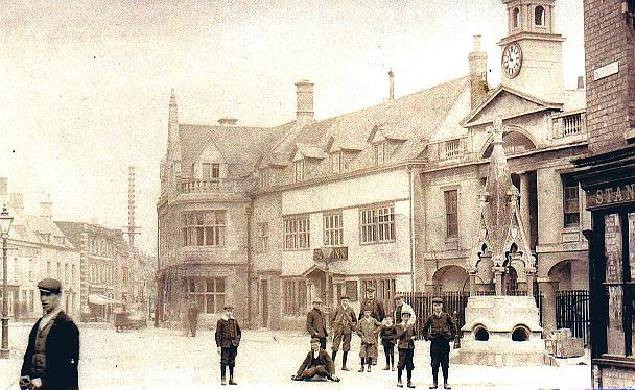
[0,322,591,390]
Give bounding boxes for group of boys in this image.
[294,287,456,389]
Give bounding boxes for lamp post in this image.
[0,206,14,359]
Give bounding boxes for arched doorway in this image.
[432,265,469,293]
[503,266,519,294]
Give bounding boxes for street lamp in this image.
[0,206,14,359]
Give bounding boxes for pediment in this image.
[463,86,562,128]
[195,138,227,165]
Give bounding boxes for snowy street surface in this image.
[0,322,591,390]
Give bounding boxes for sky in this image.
[0,0,585,253]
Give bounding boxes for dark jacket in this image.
[331,306,357,334]
[306,308,328,338]
[296,348,335,376]
[21,311,79,390]
[396,322,417,349]
[187,306,199,321]
[215,315,241,347]
[358,297,385,321]
[422,312,456,342]
[380,323,398,344]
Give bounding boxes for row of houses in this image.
[156,0,590,336]
[0,178,155,322]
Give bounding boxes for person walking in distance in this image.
[215,304,241,386]
[330,295,356,370]
[422,298,456,390]
[396,311,417,388]
[187,300,199,337]
[380,316,398,371]
[356,309,381,372]
[20,278,80,390]
[306,298,328,349]
[358,286,385,365]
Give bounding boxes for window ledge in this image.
[359,240,397,246]
[593,356,635,369]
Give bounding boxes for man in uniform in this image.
[215,304,241,386]
[358,286,385,364]
[292,338,340,382]
[306,298,328,349]
[20,278,80,390]
[422,297,456,390]
[330,295,356,370]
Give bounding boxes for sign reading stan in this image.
[587,183,635,208]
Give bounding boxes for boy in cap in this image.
[394,293,416,324]
[20,278,79,390]
[358,286,385,365]
[292,338,340,382]
[306,298,328,349]
[356,309,381,372]
[380,316,398,371]
[396,311,417,388]
[215,304,241,386]
[330,295,357,370]
[422,297,456,390]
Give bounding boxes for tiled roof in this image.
[10,214,75,249]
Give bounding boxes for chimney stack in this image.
[388,69,395,100]
[9,193,24,215]
[295,80,314,121]
[577,75,585,90]
[217,118,238,126]
[40,194,53,220]
[469,34,489,109]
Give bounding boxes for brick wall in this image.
[584,0,635,153]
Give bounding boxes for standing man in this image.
[359,286,385,365]
[422,297,456,390]
[306,298,328,349]
[20,278,79,390]
[394,294,416,324]
[330,295,356,370]
[186,300,199,337]
[215,304,241,386]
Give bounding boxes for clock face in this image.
[502,43,523,79]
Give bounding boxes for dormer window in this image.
[535,5,545,26]
[294,160,305,182]
[329,152,342,174]
[259,168,270,188]
[513,7,520,28]
[374,142,387,165]
[202,163,220,181]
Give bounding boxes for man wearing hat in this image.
[292,338,339,382]
[330,295,357,370]
[215,304,241,386]
[394,294,416,325]
[306,298,328,349]
[358,286,385,365]
[19,278,79,390]
[422,297,456,390]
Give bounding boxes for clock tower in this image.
[498,0,565,101]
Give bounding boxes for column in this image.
[537,277,559,336]
[468,269,477,296]
[525,268,536,297]
[493,266,505,296]
[519,172,531,245]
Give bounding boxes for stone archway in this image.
[548,260,573,291]
[432,265,469,293]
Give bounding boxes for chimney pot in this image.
[40,194,53,220]
[295,80,314,121]
[473,34,482,51]
[217,118,238,126]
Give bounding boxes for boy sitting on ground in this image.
[292,338,340,382]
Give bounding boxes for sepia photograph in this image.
[1,0,635,389]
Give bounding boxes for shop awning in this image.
[88,294,119,306]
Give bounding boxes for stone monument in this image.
[452,117,545,366]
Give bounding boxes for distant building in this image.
[575,0,635,387]
[0,179,80,319]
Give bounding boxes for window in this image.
[535,5,545,26]
[445,139,461,159]
[445,190,458,238]
[259,168,269,188]
[513,7,520,28]
[183,277,226,314]
[563,184,580,227]
[181,211,227,247]
[360,204,396,244]
[284,216,310,250]
[563,114,582,136]
[122,266,129,285]
[28,259,33,282]
[374,142,387,165]
[202,163,220,181]
[294,160,305,182]
[257,222,268,252]
[361,278,396,313]
[65,264,70,284]
[14,258,19,282]
[324,212,344,246]
[330,152,341,174]
[72,264,76,283]
[283,279,307,316]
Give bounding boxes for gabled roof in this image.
[10,214,75,249]
[462,85,563,127]
[293,143,328,161]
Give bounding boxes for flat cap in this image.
[340,295,350,300]
[431,297,443,304]
[38,278,62,294]
[312,298,323,303]
[366,286,376,292]
[223,303,235,310]
[310,337,321,344]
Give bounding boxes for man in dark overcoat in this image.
[215,304,241,386]
[358,286,385,364]
[422,297,456,390]
[292,338,339,382]
[330,295,356,370]
[306,298,328,349]
[186,300,199,337]
[20,278,79,390]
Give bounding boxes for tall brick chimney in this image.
[295,80,314,121]
[40,195,53,220]
[469,34,489,109]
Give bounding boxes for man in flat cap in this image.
[20,278,79,390]
[358,286,385,364]
[291,338,339,382]
[215,304,241,386]
[422,297,456,389]
[306,298,328,349]
[330,295,356,370]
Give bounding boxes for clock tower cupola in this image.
[498,0,565,101]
